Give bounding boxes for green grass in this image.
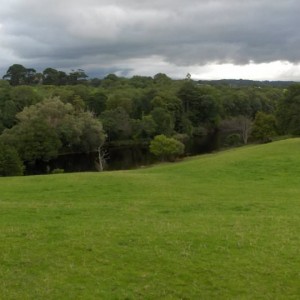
[1,139,300,299]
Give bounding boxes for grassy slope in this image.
[1,139,300,299]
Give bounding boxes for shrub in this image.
[0,143,24,176]
[252,112,277,143]
[150,134,185,162]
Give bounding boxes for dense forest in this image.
[0,64,299,176]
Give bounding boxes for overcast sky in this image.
[0,0,300,80]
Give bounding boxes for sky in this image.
[0,0,300,81]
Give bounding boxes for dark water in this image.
[25,132,220,174]
[106,144,155,170]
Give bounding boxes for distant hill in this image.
[197,79,298,87]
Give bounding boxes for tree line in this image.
[3,64,88,86]
[0,64,299,176]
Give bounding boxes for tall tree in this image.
[10,86,42,112]
[87,91,107,116]
[178,81,220,127]
[251,112,277,143]
[0,97,105,163]
[43,68,58,85]
[3,64,37,86]
[277,84,300,135]
[0,143,24,176]
[150,107,174,136]
[68,69,88,85]
[100,107,132,141]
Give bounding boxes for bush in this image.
[0,144,24,176]
[252,112,277,143]
[150,134,185,162]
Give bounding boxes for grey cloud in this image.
[0,0,299,76]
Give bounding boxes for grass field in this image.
[1,139,300,299]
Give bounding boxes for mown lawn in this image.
[1,139,300,299]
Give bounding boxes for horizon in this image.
[2,63,300,83]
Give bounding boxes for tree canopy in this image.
[0,64,290,175]
[150,134,184,161]
[0,97,105,164]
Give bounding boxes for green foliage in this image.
[0,143,24,176]
[131,89,154,118]
[132,115,157,139]
[151,92,183,129]
[71,95,85,112]
[150,134,184,161]
[252,112,277,142]
[76,112,106,153]
[178,81,220,127]
[2,64,36,86]
[277,84,300,135]
[10,85,42,112]
[68,69,88,85]
[52,87,75,103]
[173,133,190,147]
[87,91,107,116]
[67,84,90,102]
[0,121,4,134]
[178,115,193,136]
[129,75,153,88]
[0,69,290,175]
[150,107,174,136]
[101,74,125,89]
[106,92,133,115]
[100,107,132,141]
[42,68,68,85]
[0,79,10,89]
[0,79,11,106]
[153,73,172,86]
[1,118,61,162]
[192,126,207,137]
[221,87,282,119]
[177,80,198,114]
[0,98,105,163]
[1,100,17,128]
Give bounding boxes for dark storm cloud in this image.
[0,0,299,75]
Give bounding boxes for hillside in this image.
[1,139,300,299]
